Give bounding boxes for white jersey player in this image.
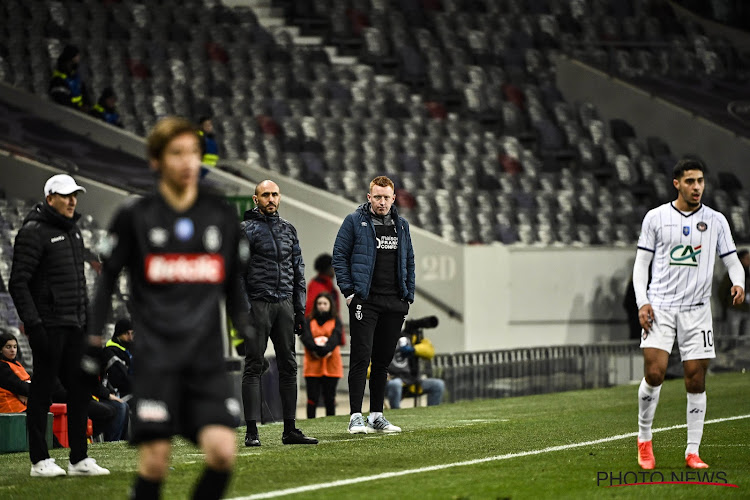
[632,158,745,471]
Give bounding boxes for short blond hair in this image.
[369,176,394,192]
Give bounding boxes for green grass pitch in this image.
[1,372,747,499]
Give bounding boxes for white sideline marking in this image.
[227,414,750,500]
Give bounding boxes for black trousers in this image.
[347,294,408,414]
[241,298,297,422]
[27,325,90,464]
[305,376,339,418]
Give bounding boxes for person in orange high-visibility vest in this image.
[300,293,343,418]
[0,332,31,413]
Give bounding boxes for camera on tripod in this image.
[403,315,439,341]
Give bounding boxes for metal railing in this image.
[431,342,641,403]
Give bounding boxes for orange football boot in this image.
[637,439,655,469]
[685,453,709,469]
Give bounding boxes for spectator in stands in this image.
[300,293,343,418]
[240,180,317,446]
[305,253,345,345]
[333,175,415,435]
[9,174,109,477]
[198,116,220,167]
[90,88,123,128]
[102,318,134,398]
[386,330,445,409]
[48,45,88,111]
[0,331,30,413]
[718,248,750,338]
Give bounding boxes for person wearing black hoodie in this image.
[9,174,109,477]
[90,87,123,128]
[101,317,134,398]
[49,44,88,111]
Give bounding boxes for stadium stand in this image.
[0,0,748,247]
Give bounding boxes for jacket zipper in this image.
[69,228,83,326]
[268,216,282,294]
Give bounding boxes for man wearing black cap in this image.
[102,318,134,398]
[90,88,123,128]
[9,174,110,477]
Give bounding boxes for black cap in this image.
[114,318,132,336]
[60,44,79,62]
[100,87,116,100]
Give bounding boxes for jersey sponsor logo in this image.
[174,218,194,241]
[50,235,65,243]
[697,221,708,232]
[203,225,222,252]
[148,227,169,247]
[145,253,225,283]
[669,244,702,267]
[376,235,398,250]
[683,226,690,236]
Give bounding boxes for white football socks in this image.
[368,412,382,423]
[638,378,662,441]
[686,391,706,457]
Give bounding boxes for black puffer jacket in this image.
[240,208,305,316]
[9,203,88,329]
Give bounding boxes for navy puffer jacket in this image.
[332,203,415,302]
[9,203,88,328]
[240,208,306,315]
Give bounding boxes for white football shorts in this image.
[640,305,716,361]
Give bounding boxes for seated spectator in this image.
[90,88,123,128]
[102,318,134,398]
[300,293,343,418]
[198,116,220,167]
[386,330,445,409]
[89,379,128,442]
[49,44,88,111]
[0,331,30,412]
[52,378,128,443]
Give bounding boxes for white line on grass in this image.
[227,414,750,500]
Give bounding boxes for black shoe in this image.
[245,434,261,447]
[282,428,318,445]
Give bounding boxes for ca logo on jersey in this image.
[669,244,702,266]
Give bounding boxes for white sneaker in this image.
[68,457,110,476]
[367,415,401,433]
[30,458,67,477]
[348,413,367,434]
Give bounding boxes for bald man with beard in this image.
[239,180,317,447]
